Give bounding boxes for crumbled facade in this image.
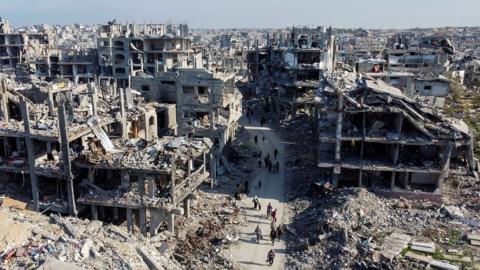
[316,73,475,198]
[0,78,214,236]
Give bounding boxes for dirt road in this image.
[232,118,288,269]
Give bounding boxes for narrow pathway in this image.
[232,117,288,269]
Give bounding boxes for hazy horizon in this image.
[1,0,479,29]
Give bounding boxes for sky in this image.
[1,0,479,29]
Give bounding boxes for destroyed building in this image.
[97,22,202,87]
[316,73,476,198]
[0,19,55,72]
[0,78,214,236]
[35,48,98,83]
[131,69,243,180]
[247,26,338,116]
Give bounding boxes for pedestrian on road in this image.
[277,224,283,240]
[252,196,258,209]
[268,162,272,173]
[258,201,262,211]
[274,149,278,159]
[270,220,276,230]
[275,161,280,173]
[262,136,265,142]
[254,135,258,144]
[266,249,275,265]
[264,157,268,168]
[255,225,263,242]
[267,203,272,218]
[270,228,277,245]
[271,209,277,223]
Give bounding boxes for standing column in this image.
[20,101,39,211]
[137,174,147,236]
[126,208,134,233]
[1,80,10,121]
[167,213,175,234]
[119,88,128,139]
[58,102,77,216]
[88,83,98,117]
[183,198,191,218]
[47,89,54,117]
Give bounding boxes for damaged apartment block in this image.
[0,78,215,236]
[316,74,476,199]
[131,68,243,180]
[246,26,337,117]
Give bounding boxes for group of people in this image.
[252,196,262,211]
[257,150,280,174]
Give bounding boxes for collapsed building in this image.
[246,26,338,116]
[131,69,243,179]
[0,19,55,73]
[316,73,476,199]
[0,78,214,236]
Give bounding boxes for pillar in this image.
[390,171,396,190]
[139,209,147,236]
[46,141,52,155]
[209,153,216,189]
[58,102,77,216]
[47,89,54,117]
[119,88,128,139]
[91,205,98,220]
[170,160,176,203]
[183,199,191,218]
[167,213,175,234]
[0,80,10,121]
[88,83,98,117]
[358,170,363,187]
[126,208,134,233]
[113,207,119,220]
[20,101,39,211]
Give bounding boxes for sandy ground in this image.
[232,117,288,270]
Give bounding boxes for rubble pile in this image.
[286,188,480,269]
[278,112,322,199]
[0,204,182,269]
[173,191,236,269]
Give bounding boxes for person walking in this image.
[255,225,262,242]
[254,135,258,144]
[277,224,283,240]
[252,196,258,209]
[270,220,276,231]
[275,161,280,173]
[270,228,277,245]
[266,203,273,219]
[266,249,275,265]
[271,208,277,223]
[258,201,262,211]
[274,148,278,159]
